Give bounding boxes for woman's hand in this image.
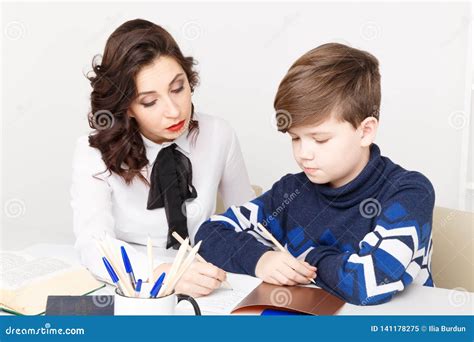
[153,261,227,298]
[255,251,317,286]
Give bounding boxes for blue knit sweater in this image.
[195,144,435,305]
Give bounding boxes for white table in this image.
[1,243,473,316]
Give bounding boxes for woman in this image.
[71,19,254,297]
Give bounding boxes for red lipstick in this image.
[166,120,185,132]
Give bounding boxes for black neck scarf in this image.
[147,142,197,249]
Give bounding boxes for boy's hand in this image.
[255,251,317,286]
[153,262,227,298]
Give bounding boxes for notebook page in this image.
[192,273,262,315]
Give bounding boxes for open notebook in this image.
[0,251,104,315]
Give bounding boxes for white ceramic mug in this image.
[114,283,201,316]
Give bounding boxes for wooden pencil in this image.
[163,241,202,296]
[172,231,233,290]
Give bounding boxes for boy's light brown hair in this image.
[274,43,381,132]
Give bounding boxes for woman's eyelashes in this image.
[140,86,185,108]
[142,100,157,108]
[171,86,184,94]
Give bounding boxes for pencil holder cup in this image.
[114,282,201,316]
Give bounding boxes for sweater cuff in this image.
[240,243,273,277]
[305,245,339,267]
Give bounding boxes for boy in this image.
[195,43,435,305]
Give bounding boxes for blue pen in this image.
[102,257,126,296]
[121,246,136,290]
[135,279,142,298]
[149,272,166,298]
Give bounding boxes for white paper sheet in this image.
[189,273,262,315]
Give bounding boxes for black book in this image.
[46,295,114,316]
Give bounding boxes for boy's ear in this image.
[358,116,378,147]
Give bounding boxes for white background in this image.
[1,1,472,248]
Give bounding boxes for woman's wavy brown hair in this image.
[87,19,199,185]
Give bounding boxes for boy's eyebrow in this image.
[310,131,332,136]
[137,73,184,96]
[287,130,332,136]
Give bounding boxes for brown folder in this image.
[232,283,345,315]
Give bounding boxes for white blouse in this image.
[71,112,255,281]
